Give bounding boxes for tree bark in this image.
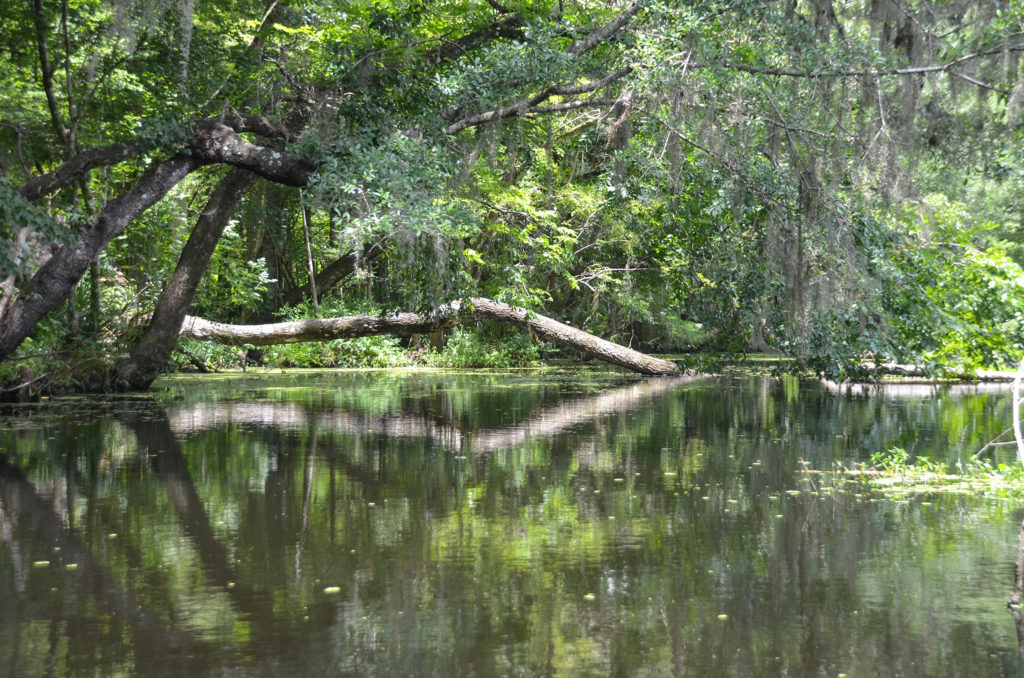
[179,297,681,376]
[188,122,315,186]
[117,168,257,390]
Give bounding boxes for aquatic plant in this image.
[819,447,1024,501]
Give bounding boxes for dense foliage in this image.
[2,0,1024,390]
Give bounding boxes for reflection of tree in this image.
[123,412,277,626]
[166,376,702,454]
[0,454,202,675]
[1,409,337,675]
[4,376,1016,676]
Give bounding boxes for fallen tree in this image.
[179,297,681,376]
[856,361,1019,382]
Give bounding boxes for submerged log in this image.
[180,297,681,376]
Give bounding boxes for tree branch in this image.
[16,113,298,201]
[17,141,139,199]
[282,243,383,307]
[565,2,643,56]
[1,156,201,359]
[31,0,70,147]
[552,66,633,95]
[716,43,1024,92]
[188,122,316,186]
[528,98,617,115]
[446,68,631,135]
[445,3,641,135]
[422,15,524,66]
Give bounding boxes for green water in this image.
[1,370,1022,677]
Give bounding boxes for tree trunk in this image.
[0,156,200,360]
[179,297,681,376]
[117,168,257,390]
[856,361,1020,382]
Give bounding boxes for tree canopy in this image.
[2,0,1024,390]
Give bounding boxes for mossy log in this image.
[180,297,681,376]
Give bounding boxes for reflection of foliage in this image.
[2,374,1021,675]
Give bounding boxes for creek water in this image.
[1,369,1022,677]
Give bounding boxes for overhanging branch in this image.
[446,3,641,135]
[16,113,300,201]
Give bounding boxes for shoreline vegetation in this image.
[4,342,1022,400]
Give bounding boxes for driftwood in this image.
[180,297,681,376]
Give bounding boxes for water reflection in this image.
[0,372,1021,676]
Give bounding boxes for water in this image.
[0,370,1022,677]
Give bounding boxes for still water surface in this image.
[1,370,1023,677]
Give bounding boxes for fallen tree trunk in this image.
[180,297,681,376]
[857,361,1019,382]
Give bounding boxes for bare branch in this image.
[716,43,1024,88]
[446,100,530,135]
[446,68,632,134]
[446,3,643,135]
[528,98,617,114]
[949,71,1009,94]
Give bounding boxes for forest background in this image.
[2,0,1024,392]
